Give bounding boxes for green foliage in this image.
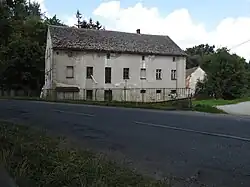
[196,48,248,99]
[0,1,104,93]
[75,10,104,30]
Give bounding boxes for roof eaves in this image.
[52,47,187,57]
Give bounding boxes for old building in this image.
[186,66,206,95]
[42,25,187,102]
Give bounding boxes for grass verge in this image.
[0,96,225,114]
[193,97,250,107]
[0,122,171,187]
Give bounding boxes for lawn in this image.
[193,97,250,107]
[0,122,172,187]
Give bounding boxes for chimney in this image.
[136,29,140,34]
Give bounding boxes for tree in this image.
[44,15,65,26]
[75,10,104,30]
[185,44,215,69]
[196,48,248,99]
[76,9,82,28]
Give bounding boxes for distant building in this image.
[42,25,188,102]
[186,66,206,95]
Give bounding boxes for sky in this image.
[34,0,250,61]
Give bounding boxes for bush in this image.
[168,99,191,109]
[193,104,226,113]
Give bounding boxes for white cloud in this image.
[93,1,250,61]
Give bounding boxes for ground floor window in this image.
[104,89,112,101]
[86,90,93,100]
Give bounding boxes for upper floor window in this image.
[123,68,129,80]
[142,56,145,60]
[66,66,74,78]
[140,68,146,79]
[171,70,177,80]
[86,66,93,79]
[105,67,111,83]
[107,53,111,59]
[156,69,162,80]
[173,57,176,62]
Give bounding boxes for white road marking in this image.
[134,121,250,142]
[53,109,95,117]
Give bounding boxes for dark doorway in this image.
[104,89,112,101]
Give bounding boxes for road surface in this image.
[1,100,250,186]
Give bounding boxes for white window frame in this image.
[156,69,162,80]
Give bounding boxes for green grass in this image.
[193,97,250,107]
[0,122,174,187]
[192,104,226,114]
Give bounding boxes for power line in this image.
[229,39,250,50]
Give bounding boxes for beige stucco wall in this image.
[50,50,186,101]
[53,51,186,88]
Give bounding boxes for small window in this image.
[107,53,111,59]
[56,51,59,55]
[140,89,146,94]
[123,68,129,80]
[104,90,112,101]
[142,56,145,60]
[156,69,162,80]
[66,66,74,78]
[86,67,93,79]
[173,57,176,62]
[86,90,93,100]
[156,89,161,94]
[140,68,146,79]
[171,70,177,80]
[105,67,111,83]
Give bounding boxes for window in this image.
[140,89,146,93]
[156,69,162,80]
[142,56,145,60]
[86,67,93,79]
[156,89,161,94]
[86,90,93,100]
[107,53,111,59]
[105,67,111,83]
[140,68,146,79]
[173,57,176,62]
[104,90,112,101]
[66,66,74,78]
[123,68,129,80]
[171,70,177,80]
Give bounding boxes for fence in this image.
[42,88,192,103]
[0,89,40,97]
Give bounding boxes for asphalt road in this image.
[1,100,250,186]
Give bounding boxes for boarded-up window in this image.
[66,66,74,78]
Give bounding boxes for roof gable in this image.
[48,25,186,56]
[186,67,199,78]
